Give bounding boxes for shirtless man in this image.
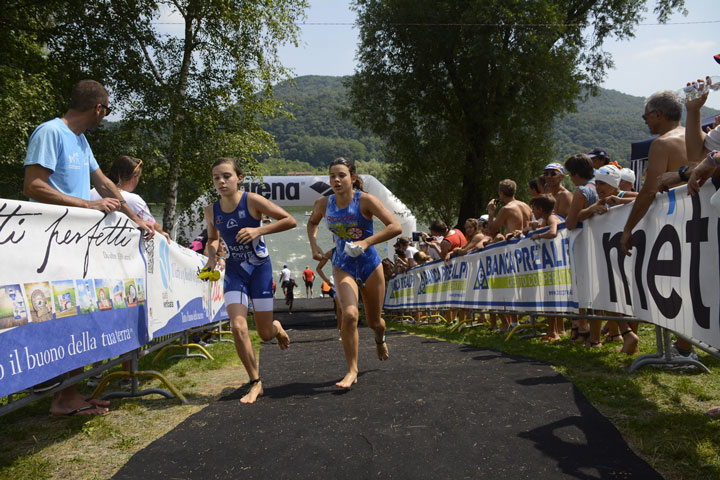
[486,179,531,238]
[621,90,690,255]
[486,179,531,331]
[621,89,697,359]
[541,163,573,219]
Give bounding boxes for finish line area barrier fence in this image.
[0,199,232,417]
[383,182,720,372]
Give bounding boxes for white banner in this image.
[385,227,577,312]
[0,200,226,397]
[0,200,148,396]
[384,182,720,351]
[573,182,720,349]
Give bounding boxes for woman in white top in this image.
[90,156,170,241]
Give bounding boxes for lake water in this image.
[151,205,390,299]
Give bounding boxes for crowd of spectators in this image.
[384,68,720,372]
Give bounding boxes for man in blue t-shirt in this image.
[22,79,154,416]
[24,79,154,235]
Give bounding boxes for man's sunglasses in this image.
[100,103,112,115]
[642,110,656,121]
[543,170,559,177]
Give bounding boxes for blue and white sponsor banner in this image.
[0,200,148,397]
[145,237,220,338]
[384,227,577,312]
[572,182,720,349]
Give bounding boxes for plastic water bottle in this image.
[675,76,720,104]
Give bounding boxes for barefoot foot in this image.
[617,330,639,354]
[275,322,290,350]
[336,372,358,389]
[375,335,389,361]
[240,380,263,404]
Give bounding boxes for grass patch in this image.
[0,322,261,480]
[388,318,720,480]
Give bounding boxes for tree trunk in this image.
[456,147,485,229]
[163,128,182,238]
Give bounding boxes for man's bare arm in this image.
[24,164,117,210]
[621,142,669,255]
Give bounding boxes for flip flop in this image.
[58,405,106,416]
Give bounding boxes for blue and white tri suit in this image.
[213,193,273,311]
[325,190,381,284]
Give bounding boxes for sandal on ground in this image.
[569,327,579,341]
[706,407,720,420]
[540,335,559,342]
[573,331,590,343]
[585,340,603,348]
[605,333,622,342]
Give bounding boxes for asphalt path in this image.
[113,324,661,479]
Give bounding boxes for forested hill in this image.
[264,75,719,169]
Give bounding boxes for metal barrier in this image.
[0,320,230,416]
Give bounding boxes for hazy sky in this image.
[277,0,720,109]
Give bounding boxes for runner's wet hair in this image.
[329,157,364,191]
[212,157,243,178]
[108,155,142,184]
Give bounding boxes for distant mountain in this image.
[264,75,720,168]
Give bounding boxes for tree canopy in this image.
[0,0,308,240]
[347,0,686,226]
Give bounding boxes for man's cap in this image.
[588,147,609,159]
[595,165,621,189]
[544,162,565,174]
[283,264,287,268]
[619,168,636,184]
[478,214,489,222]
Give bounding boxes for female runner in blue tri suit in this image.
[307,157,401,389]
[203,157,296,404]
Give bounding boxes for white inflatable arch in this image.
[177,175,417,250]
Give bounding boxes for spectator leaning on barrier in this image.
[541,163,573,219]
[90,155,171,242]
[585,166,641,354]
[563,153,599,343]
[22,79,154,417]
[619,168,636,192]
[526,194,565,342]
[661,67,720,196]
[486,179,532,240]
[428,220,467,260]
[394,236,418,268]
[448,218,490,260]
[621,89,699,360]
